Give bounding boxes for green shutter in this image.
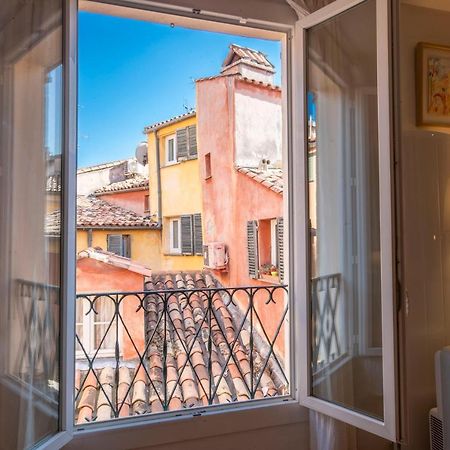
[193,213,203,255]
[247,220,259,279]
[276,217,284,282]
[176,128,188,160]
[180,215,193,255]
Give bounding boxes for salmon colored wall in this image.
[196,75,286,354]
[97,189,147,215]
[76,258,145,360]
[76,229,162,270]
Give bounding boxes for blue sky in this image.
[78,12,282,168]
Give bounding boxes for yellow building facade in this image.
[145,112,204,271]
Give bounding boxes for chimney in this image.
[221,44,275,84]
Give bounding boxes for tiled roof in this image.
[223,44,275,70]
[94,175,149,194]
[46,174,61,193]
[77,159,127,174]
[143,111,196,133]
[237,167,283,195]
[74,271,287,423]
[45,196,159,234]
[78,248,152,276]
[77,196,158,229]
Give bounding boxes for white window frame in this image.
[165,133,177,164]
[75,297,118,359]
[169,217,181,254]
[51,1,313,449]
[293,0,397,441]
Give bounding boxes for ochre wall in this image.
[146,115,204,271]
[77,229,162,270]
[97,189,148,216]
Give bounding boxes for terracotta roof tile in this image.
[94,175,149,194]
[143,111,196,133]
[74,271,288,423]
[236,167,283,195]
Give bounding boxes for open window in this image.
[294,0,397,441]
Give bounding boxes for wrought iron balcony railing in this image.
[75,273,289,424]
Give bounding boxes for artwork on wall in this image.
[416,42,450,128]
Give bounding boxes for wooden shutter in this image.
[247,220,259,279]
[123,235,131,258]
[276,217,284,282]
[187,125,197,158]
[176,128,188,160]
[193,213,203,255]
[180,215,193,255]
[107,234,123,256]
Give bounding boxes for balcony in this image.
[74,272,289,424]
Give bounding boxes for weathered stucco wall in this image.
[234,80,282,167]
[76,258,145,359]
[77,229,162,270]
[97,189,148,216]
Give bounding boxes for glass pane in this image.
[172,220,179,249]
[0,0,63,447]
[307,0,383,420]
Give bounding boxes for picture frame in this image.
[416,42,450,128]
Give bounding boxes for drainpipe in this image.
[155,130,163,225]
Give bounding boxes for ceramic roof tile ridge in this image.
[195,73,281,91]
[94,175,149,195]
[236,166,284,195]
[143,110,196,133]
[223,44,275,70]
[77,247,152,277]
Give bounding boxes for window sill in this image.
[259,274,280,284]
[67,398,307,450]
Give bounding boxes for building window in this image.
[169,218,181,253]
[107,234,131,257]
[166,134,177,163]
[76,297,116,357]
[144,194,150,213]
[204,152,212,179]
[169,214,203,255]
[247,218,284,281]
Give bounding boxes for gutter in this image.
[155,130,163,224]
[77,225,161,231]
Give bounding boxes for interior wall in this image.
[398,3,450,449]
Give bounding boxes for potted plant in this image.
[270,265,278,277]
[260,263,272,275]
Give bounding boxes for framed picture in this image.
[416,42,450,128]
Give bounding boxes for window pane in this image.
[172,219,179,249]
[0,0,63,447]
[307,0,383,419]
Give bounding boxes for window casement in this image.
[294,0,398,441]
[247,218,284,282]
[75,297,117,358]
[144,194,150,213]
[106,234,131,258]
[169,214,203,255]
[166,133,177,163]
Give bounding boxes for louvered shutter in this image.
[107,234,123,256]
[276,217,285,282]
[193,213,203,255]
[123,235,131,258]
[247,220,259,279]
[180,215,193,255]
[187,125,197,158]
[176,128,188,160]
